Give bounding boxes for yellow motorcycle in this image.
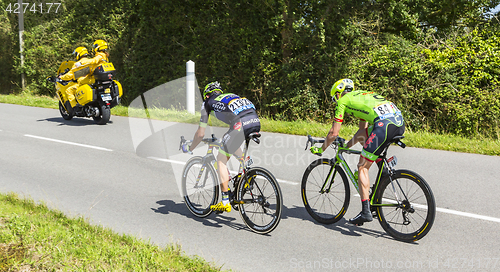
[47,61,123,125]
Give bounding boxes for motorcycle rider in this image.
[58,46,89,115]
[59,40,110,115]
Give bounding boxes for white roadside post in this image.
[186,60,195,114]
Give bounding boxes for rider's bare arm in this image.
[321,122,342,151]
[189,125,206,151]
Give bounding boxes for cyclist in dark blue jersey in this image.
[182,82,261,213]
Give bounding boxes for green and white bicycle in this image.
[302,135,436,242]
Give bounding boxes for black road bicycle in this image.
[179,133,283,234]
[302,135,436,242]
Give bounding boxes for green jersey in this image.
[334,90,401,124]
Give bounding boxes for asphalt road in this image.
[1,103,500,272]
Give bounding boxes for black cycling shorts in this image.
[361,116,405,162]
[220,114,261,156]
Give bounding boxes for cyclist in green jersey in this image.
[310,78,405,225]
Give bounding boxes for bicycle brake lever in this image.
[305,135,313,150]
[338,137,346,148]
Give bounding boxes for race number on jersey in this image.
[373,102,401,120]
[228,98,255,115]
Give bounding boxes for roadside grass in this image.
[0,193,222,271]
[0,93,59,110]
[1,93,498,156]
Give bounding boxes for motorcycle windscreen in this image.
[57,61,75,75]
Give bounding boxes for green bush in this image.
[423,27,500,137]
[1,0,498,138]
[348,27,500,138]
[0,0,15,92]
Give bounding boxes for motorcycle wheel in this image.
[93,104,111,125]
[59,101,73,120]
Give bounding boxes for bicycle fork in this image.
[321,163,338,194]
[194,165,208,189]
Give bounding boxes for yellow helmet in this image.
[331,78,354,102]
[72,47,89,61]
[92,39,108,53]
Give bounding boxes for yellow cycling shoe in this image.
[210,202,232,213]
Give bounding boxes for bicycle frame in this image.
[183,134,260,203]
[323,144,401,209]
[201,136,250,178]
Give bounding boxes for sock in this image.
[361,199,370,214]
[222,191,229,205]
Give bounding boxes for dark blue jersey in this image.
[199,93,256,126]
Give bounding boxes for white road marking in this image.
[148,156,300,185]
[24,134,113,152]
[434,207,500,223]
[148,157,184,165]
[354,194,500,223]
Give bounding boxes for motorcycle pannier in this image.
[93,63,116,81]
[75,84,95,105]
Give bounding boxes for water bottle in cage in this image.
[245,155,253,168]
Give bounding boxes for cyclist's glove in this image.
[181,143,193,155]
[310,146,323,156]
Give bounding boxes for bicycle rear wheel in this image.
[182,156,219,218]
[301,158,350,224]
[237,167,282,234]
[373,169,436,242]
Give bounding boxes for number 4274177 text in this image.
[5,3,61,14]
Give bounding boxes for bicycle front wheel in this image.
[373,169,436,242]
[182,156,219,218]
[237,167,282,234]
[301,158,350,224]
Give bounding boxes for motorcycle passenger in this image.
[181,81,261,213]
[77,39,110,86]
[310,78,405,226]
